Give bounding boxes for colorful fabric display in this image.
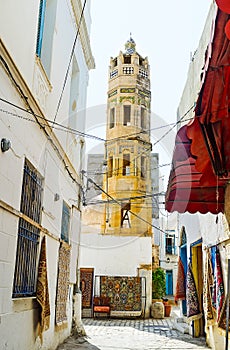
[175,256,186,301]
[186,263,202,320]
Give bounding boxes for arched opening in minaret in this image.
[123,105,131,126]
[121,202,131,228]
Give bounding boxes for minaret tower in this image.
[102,37,152,237]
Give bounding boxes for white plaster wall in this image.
[0,68,79,349]
[80,234,152,275]
[0,0,94,348]
[177,2,217,128]
[79,234,152,315]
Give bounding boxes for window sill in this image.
[12,297,39,312]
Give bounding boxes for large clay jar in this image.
[151,302,164,319]
[164,304,172,317]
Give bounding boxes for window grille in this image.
[110,69,118,79]
[123,67,134,75]
[13,159,43,297]
[139,68,148,78]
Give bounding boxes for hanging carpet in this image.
[186,263,202,320]
[175,256,186,301]
[100,276,142,311]
[218,296,230,331]
[214,247,225,322]
[203,249,215,325]
[55,242,70,325]
[36,235,50,337]
[80,268,94,308]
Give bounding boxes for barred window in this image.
[13,159,43,297]
[139,68,148,78]
[123,67,134,75]
[110,69,118,79]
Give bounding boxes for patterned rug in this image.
[100,276,142,311]
[80,268,94,308]
[36,236,50,337]
[214,247,225,322]
[186,263,202,320]
[175,256,186,301]
[203,249,215,324]
[218,295,230,331]
[55,242,70,325]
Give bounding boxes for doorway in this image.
[166,270,173,295]
[191,241,204,337]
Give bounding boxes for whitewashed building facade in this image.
[0,0,94,349]
[166,2,230,349]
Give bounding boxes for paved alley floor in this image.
[56,317,209,350]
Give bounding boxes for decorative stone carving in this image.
[33,58,51,111]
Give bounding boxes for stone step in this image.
[172,319,189,334]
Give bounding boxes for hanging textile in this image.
[218,296,230,331]
[214,247,225,322]
[100,276,142,312]
[36,236,50,337]
[203,250,215,325]
[80,268,94,309]
[55,242,70,324]
[186,263,202,320]
[175,256,186,301]
[211,246,217,309]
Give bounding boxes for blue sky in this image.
[85,1,212,186]
[87,0,211,123]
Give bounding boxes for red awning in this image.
[189,10,230,177]
[165,125,226,214]
[165,9,230,214]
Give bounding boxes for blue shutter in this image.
[61,202,70,243]
[36,0,47,57]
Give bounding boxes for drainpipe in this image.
[225,259,230,350]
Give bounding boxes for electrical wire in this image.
[53,0,87,125]
[85,192,165,206]
[86,162,171,176]
[82,172,167,234]
[0,98,105,141]
[0,97,195,150]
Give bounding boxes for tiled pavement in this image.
[56,316,209,350]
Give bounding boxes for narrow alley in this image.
[57,313,208,350]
